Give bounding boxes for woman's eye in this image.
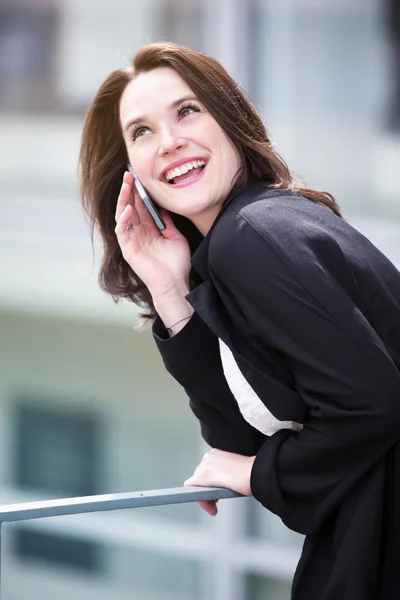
[132,127,149,141]
[179,105,200,119]
[130,105,200,141]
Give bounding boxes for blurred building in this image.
[0,1,398,599]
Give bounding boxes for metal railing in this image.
[0,486,241,598]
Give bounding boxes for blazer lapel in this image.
[186,281,308,424]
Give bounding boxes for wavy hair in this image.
[79,42,342,320]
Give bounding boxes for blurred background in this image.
[0,0,398,599]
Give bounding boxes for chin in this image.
[185,200,215,216]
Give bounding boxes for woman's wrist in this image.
[165,315,192,335]
[153,293,194,338]
[151,283,190,307]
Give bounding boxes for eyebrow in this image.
[123,94,200,134]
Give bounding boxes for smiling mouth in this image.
[165,163,207,186]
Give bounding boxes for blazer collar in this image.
[190,179,266,281]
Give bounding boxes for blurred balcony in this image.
[0,486,301,600]
[0,112,138,324]
[0,2,398,598]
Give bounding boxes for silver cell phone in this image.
[127,164,166,230]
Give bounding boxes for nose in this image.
[157,127,188,156]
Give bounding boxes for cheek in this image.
[224,137,242,169]
[207,127,239,164]
[144,180,171,209]
[199,121,220,147]
[217,139,241,174]
[126,145,153,178]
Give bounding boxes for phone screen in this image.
[127,164,166,230]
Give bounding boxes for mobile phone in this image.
[127,164,166,230]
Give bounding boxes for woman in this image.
[79,42,400,599]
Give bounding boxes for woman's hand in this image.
[114,170,192,299]
[183,449,256,516]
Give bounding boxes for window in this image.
[12,397,103,574]
[14,529,101,574]
[246,573,293,600]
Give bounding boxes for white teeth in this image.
[165,159,206,183]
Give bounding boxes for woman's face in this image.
[119,67,243,235]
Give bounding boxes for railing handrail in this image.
[0,486,242,523]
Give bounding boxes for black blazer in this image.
[153,182,400,600]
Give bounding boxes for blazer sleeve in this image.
[210,209,400,535]
[152,312,267,456]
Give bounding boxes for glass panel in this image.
[14,528,103,575]
[114,545,202,600]
[11,398,104,573]
[14,400,100,496]
[122,412,202,524]
[247,573,292,600]
[247,498,304,549]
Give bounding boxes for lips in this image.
[159,157,209,182]
[163,162,208,189]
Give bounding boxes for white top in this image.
[218,339,303,437]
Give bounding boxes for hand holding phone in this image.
[127,164,166,230]
[115,165,192,301]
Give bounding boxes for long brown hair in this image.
[79,42,342,320]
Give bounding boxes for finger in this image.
[115,174,128,222]
[115,183,132,224]
[124,169,134,186]
[183,477,198,487]
[115,172,135,223]
[114,204,134,236]
[198,500,218,516]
